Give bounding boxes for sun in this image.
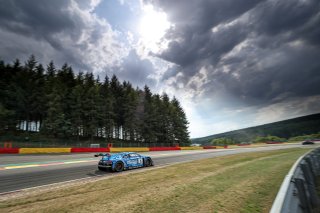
[139,5,170,52]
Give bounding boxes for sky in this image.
[0,0,319,138]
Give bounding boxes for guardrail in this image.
[270,147,320,213]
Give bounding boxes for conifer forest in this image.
[0,56,190,146]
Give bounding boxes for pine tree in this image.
[1,60,19,130]
[25,55,38,130]
[59,64,76,136]
[171,97,190,146]
[30,64,46,130]
[70,84,84,140]
[46,61,56,78]
[152,94,164,144]
[82,73,99,141]
[122,81,139,142]
[94,80,105,138]
[160,93,175,145]
[100,75,114,139]
[141,85,158,145]
[110,75,123,139]
[41,88,71,138]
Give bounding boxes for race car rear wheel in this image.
[145,158,152,167]
[114,161,124,172]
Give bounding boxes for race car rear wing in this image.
[94,153,111,157]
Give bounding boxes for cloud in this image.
[254,95,320,124]
[0,0,126,72]
[145,0,320,127]
[103,49,157,89]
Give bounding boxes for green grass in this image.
[0,148,311,213]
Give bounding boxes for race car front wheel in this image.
[114,161,124,172]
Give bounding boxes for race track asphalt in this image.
[0,144,306,194]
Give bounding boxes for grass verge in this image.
[0,148,311,213]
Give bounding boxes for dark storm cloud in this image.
[251,0,320,39]
[207,42,320,104]
[0,0,123,73]
[106,49,157,89]
[160,20,248,76]
[148,0,263,33]
[147,0,320,113]
[0,1,73,30]
[152,0,262,67]
[0,0,77,50]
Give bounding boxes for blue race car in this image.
[94,152,154,172]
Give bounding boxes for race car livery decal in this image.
[127,160,138,165]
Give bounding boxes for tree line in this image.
[0,55,190,146]
[193,113,320,145]
[211,133,320,146]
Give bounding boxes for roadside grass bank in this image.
[0,148,311,213]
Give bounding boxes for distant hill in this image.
[192,113,320,145]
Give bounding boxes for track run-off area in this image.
[0,143,306,196]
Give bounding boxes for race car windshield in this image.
[102,156,110,160]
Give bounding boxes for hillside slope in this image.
[192,113,320,145]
